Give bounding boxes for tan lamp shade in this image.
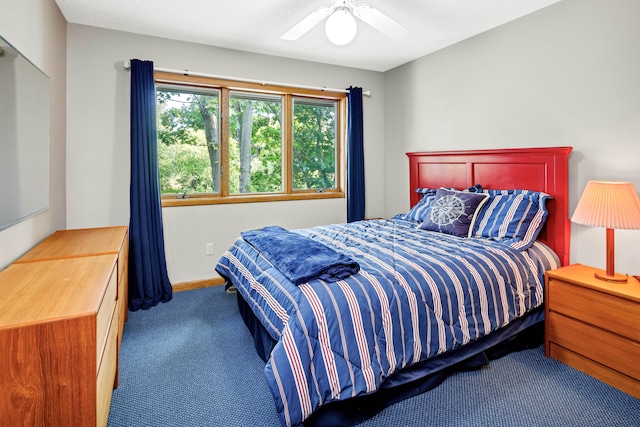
[571,181,640,229]
[571,181,640,282]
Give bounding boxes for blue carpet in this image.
[108,285,640,427]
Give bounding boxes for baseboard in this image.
[172,277,225,293]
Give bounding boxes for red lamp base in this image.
[594,270,628,283]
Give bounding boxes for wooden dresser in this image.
[545,263,640,399]
[0,226,129,426]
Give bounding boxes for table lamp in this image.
[571,181,640,283]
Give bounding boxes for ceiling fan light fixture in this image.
[325,7,357,46]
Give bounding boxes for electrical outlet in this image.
[205,243,214,256]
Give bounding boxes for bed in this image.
[216,146,572,427]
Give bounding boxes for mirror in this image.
[0,35,50,231]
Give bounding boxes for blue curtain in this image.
[347,87,365,222]
[128,59,172,311]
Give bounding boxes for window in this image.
[292,99,338,191]
[155,72,346,206]
[229,92,283,194]
[157,87,220,195]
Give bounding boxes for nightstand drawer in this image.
[549,343,640,399]
[548,312,640,381]
[548,278,640,342]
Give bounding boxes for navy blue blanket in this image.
[240,225,360,286]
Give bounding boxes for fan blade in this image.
[281,6,333,40]
[352,5,411,40]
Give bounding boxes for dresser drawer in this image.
[96,265,118,369]
[117,231,129,316]
[548,312,640,381]
[96,317,118,427]
[116,231,129,299]
[548,278,640,342]
[118,260,129,334]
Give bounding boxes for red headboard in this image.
[406,147,573,266]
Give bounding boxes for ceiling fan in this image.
[281,0,411,46]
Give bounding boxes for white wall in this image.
[65,25,385,283]
[384,0,640,275]
[0,0,66,269]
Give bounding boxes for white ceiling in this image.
[54,0,561,72]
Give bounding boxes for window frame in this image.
[155,71,346,207]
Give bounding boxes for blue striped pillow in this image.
[471,189,551,250]
[404,189,438,222]
[404,185,482,223]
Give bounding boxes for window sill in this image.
[161,191,345,207]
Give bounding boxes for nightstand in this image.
[545,264,640,399]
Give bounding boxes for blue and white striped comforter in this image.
[216,219,560,427]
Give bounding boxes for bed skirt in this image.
[235,291,544,427]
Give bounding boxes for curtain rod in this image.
[122,60,371,96]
